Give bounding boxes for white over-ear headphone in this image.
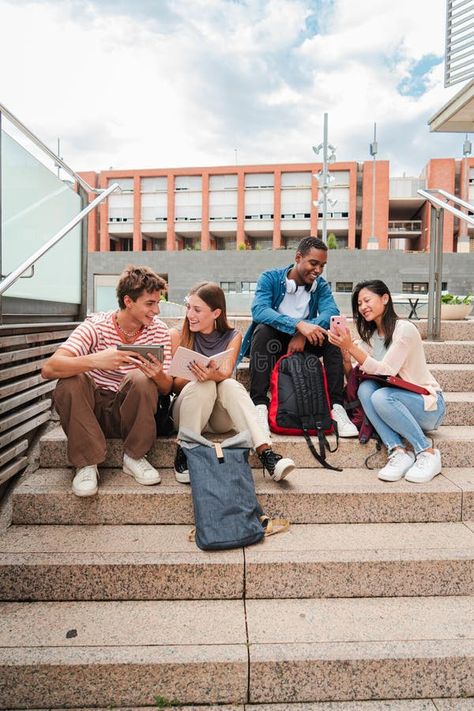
[286,277,318,294]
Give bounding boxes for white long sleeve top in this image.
[358,319,442,411]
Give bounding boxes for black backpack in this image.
[268,352,341,471]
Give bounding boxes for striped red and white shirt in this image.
[61,311,172,392]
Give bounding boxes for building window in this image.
[402,282,428,294]
[335,282,353,293]
[403,281,447,294]
[220,281,237,293]
[241,281,257,293]
[122,238,133,251]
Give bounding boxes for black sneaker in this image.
[257,448,295,482]
[174,445,190,484]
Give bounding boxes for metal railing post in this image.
[427,206,444,341]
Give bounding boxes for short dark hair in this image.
[296,236,328,256]
[116,265,167,309]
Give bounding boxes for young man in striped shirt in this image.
[42,265,178,497]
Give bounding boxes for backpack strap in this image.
[285,353,342,472]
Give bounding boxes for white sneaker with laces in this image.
[255,403,271,439]
[331,403,359,438]
[123,454,161,485]
[72,465,99,497]
[405,449,442,484]
[378,449,415,482]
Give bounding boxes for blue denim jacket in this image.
[238,264,339,362]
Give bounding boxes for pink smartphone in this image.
[330,315,348,334]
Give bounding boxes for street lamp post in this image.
[367,122,379,250]
[458,133,472,253]
[312,112,336,245]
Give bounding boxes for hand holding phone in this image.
[330,315,348,335]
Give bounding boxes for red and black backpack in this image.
[268,352,341,471]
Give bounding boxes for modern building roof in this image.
[428,79,474,133]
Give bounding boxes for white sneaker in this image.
[255,403,271,439]
[405,449,442,484]
[72,465,99,497]
[331,403,359,438]
[123,454,161,485]
[378,449,415,482]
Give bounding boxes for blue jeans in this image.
[357,381,446,454]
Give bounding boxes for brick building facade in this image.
[80,157,474,255]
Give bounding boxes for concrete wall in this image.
[87,249,474,314]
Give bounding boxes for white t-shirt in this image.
[277,279,311,320]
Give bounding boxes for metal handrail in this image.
[417,187,473,341]
[0,102,99,195]
[417,188,474,225]
[0,183,119,297]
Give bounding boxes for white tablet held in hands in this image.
[168,346,234,380]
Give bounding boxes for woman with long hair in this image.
[328,280,445,483]
[172,281,295,483]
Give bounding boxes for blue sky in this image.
[0,0,466,175]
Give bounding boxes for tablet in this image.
[117,344,164,362]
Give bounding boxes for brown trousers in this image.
[53,372,158,467]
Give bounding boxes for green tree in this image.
[327,233,338,249]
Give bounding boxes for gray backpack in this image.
[179,429,265,551]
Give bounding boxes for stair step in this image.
[0,600,248,708]
[0,522,472,601]
[422,340,474,364]
[15,702,474,711]
[1,597,472,707]
[0,524,243,601]
[237,362,474,392]
[443,392,474,425]
[11,702,473,711]
[38,425,474,470]
[12,468,471,526]
[246,596,474,703]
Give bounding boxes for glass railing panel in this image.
[1,125,82,304]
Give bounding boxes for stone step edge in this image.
[13,702,474,711]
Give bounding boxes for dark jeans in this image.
[249,323,344,408]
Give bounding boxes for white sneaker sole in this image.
[405,468,441,484]
[174,468,190,484]
[123,465,161,485]
[273,458,296,482]
[72,485,98,497]
[377,470,405,482]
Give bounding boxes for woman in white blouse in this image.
[328,280,445,483]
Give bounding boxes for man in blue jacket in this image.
[240,236,357,437]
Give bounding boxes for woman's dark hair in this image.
[181,281,232,349]
[351,280,398,348]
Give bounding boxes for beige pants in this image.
[172,379,270,449]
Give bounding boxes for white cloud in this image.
[0,0,466,176]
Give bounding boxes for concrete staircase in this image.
[0,319,473,709]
